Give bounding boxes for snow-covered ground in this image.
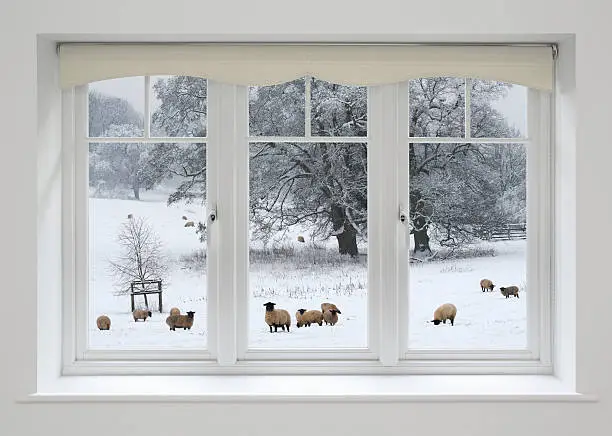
[89,190,526,351]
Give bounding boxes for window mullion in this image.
[370,83,404,366]
[209,81,248,365]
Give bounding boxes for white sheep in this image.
[302,309,323,327]
[430,303,457,326]
[323,308,339,326]
[263,302,291,332]
[166,311,195,331]
[321,302,341,315]
[96,315,111,330]
[133,309,152,322]
[480,278,495,292]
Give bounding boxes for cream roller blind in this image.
[58,43,554,91]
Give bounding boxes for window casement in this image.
[59,43,556,375]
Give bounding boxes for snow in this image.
[89,191,526,351]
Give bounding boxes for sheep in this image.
[133,309,152,322]
[96,315,111,330]
[166,311,195,331]
[430,303,457,326]
[323,308,339,326]
[296,309,307,327]
[263,302,291,333]
[480,278,495,292]
[500,286,520,298]
[297,235,305,243]
[184,221,195,227]
[301,309,324,327]
[321,302,341,315]
[169,307,181,316]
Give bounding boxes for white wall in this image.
[1,0,609,434]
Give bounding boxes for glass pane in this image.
[150,75,207,138]
[89,142,208,349]
[409,77,465,137]
[310,78,367,137]
[88,77,144,138]
[471,80,527,138]
[249,78,305,136]
[249,142,367,348]
[407,143,527,349]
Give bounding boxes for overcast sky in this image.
[90,76,527,136]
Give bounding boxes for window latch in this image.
[209,206,217,223]
[399,206,408,224]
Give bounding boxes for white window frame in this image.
[61,72,554,376]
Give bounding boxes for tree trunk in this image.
[412,216,432,255]
[331,204,358,257]
[133,180,140,200]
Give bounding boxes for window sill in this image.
[20,375,596,403]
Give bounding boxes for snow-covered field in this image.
[89,190,526,351]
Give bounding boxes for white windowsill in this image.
[20,375,597,403]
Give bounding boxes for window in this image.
[60,44,554,374]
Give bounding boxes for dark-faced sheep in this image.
[296,309,307,327]
[480,278,495,292]
[302,309,323,326]
[184,221,195,227]
[323,309,339,326]
[321,302,341,315]
[96,315,111,330]
[166,311,195,331]
[430,303,457,326]
[263,302,291,333]
[500,286,520,298]
[297,235,305,243]
[133,309,152,322]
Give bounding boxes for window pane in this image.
[471,80,526,138]
[150,76,207,138]
[407,143,527,349]
[249,78,305,136]
[310,78,367,137]
[88,77,144,138]
[89,142,208,349]
[249,142,367,348]
[409,77,465,137]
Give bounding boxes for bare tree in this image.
[108,216,168,295]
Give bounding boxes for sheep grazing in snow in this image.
[166,311,195,331]
[296,309,307,327]
[263,302,291,333]
[133,309,152,322]
[430,303,457,326]
[297,235,305,243]
[500,286,520,298]
[323,309,340,326]
[169,307,181,316]
[302,310,324,327]
[96,315,111,330]
[184,221,195,227]
[480,278,495,292]
[321,302,341,315]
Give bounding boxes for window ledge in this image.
[19,375,597,403]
